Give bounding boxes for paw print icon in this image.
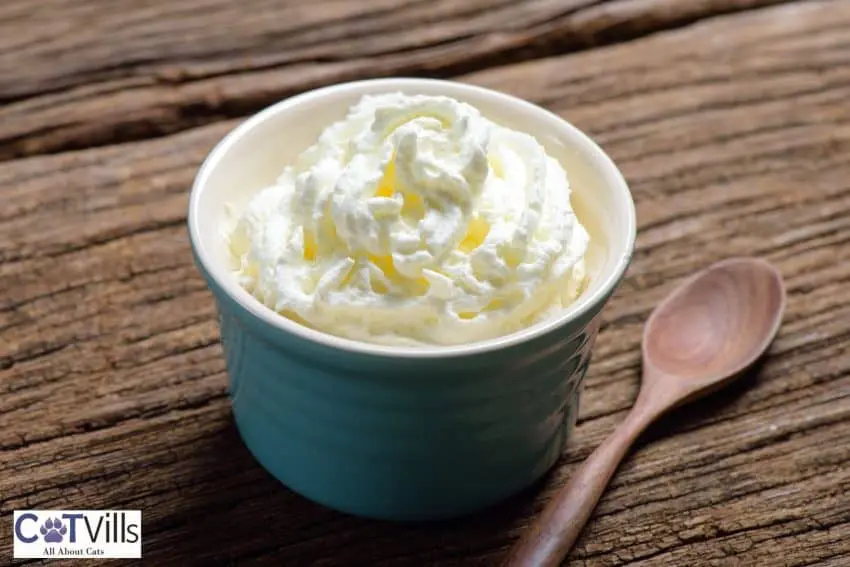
[40,518,67,543]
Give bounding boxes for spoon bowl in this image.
[504,257,786,567]
[643,257,786,404]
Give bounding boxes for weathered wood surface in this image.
[0,0,790,160]
[2,0,850,565]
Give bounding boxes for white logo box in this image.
[13,510,142,559]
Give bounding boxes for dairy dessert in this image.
[226,93,589,346]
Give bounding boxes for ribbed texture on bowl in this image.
[216,297,601,521]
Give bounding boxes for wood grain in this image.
[2,0,850,565]
[0,0,792,160]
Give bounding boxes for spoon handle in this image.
[502,407,654,567]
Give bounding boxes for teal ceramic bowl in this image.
[188,78,636,521]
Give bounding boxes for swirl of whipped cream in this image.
[227,93,589,346]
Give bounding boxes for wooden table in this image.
[2,1,849,565]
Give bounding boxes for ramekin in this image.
[188,78,636,521]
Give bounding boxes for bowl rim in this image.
[188,77,636,359]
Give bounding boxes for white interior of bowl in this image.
[189,78,636,357]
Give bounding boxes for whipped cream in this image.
[226,93,589,346]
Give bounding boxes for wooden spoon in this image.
[503,257,786,567]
